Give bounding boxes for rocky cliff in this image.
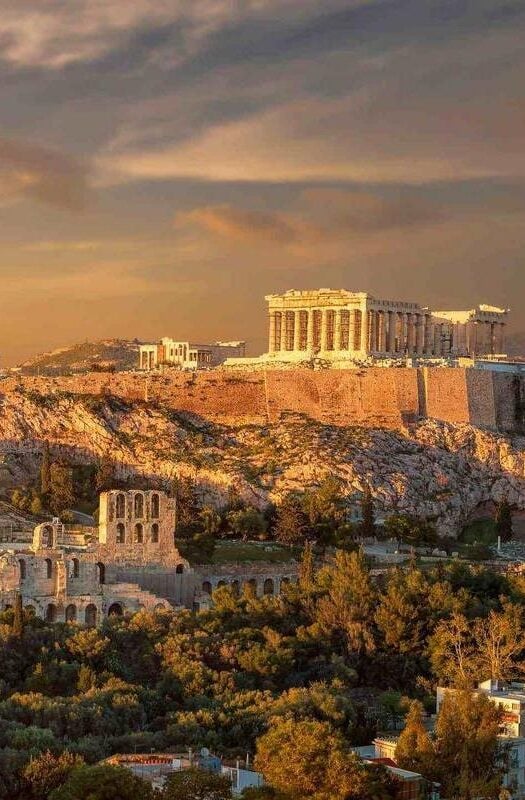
[1,386,525,537]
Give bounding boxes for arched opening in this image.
[202,581,212,595]
[96,562,105,585]
[280,577,290,593]
[45,558,53,579]
[42,525,53,548]
[46,603,57,623]
[85,604,97,626]
[116,493,125,519]
[107,602,123,617]
[151,523,159,543]
[243,579,257,598]
[151,493,160,519]
[263,578,275,596]
[231,580,240,597]
[175,563,184,574]
[116,523,125,544]
[134,493,144,518]
[217,580,226,588]
[134,523,143,543]
[19,559,26,580]
[71,558,80,578]
[65,604,77,622]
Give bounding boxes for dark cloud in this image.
[0,138,89,209]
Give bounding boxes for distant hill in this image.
[13,339,141,375]
[506,332,525,359]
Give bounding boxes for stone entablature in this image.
[264,288,508,363]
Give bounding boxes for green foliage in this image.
[162,768,232,800]
[23,750,85,800]
[49,463,75,516]
[383,513,438,547]
[227,508,268,540]
[49,764,155,800]
[359,485,376,539]
[274,495,308,545]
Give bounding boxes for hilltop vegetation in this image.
[14,339,140,375]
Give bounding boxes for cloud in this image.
[176,205,300,243]
[0,138,89,209]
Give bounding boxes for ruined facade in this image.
[263,289,508,363]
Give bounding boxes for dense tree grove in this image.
[0,550,521,798]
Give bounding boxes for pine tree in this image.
[360,485,376,539]
[12,592,24,639]
[40,441,51,499]
[395,700,434,774]
[495,497,513,543]
[49,463,75,516]
[274,495,308,545]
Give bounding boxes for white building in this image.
[139,338,246,370]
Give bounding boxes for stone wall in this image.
[1,367,523,432]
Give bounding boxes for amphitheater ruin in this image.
[0,489,298,623]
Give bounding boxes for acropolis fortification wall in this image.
[1,367,522,432]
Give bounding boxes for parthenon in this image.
[265,289,508,362]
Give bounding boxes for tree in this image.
[40,440,51,498]
[495,498,513,543]
[11,592,23,639]
[314,549,376,657]
[274,495,308,545]
[428,612,477,687]
[255,718,396,800]
[473,602,525,681]
[383,514,437,547]
[359,485,376,539]
[173,477,202,537]
[162,768,232,800]
[95,454,115,494]
[23,750,85,800]
[49,463,75,516]
[227,508,268,540]
[395,700,434,774]
[303,477,345,527]
[432,690,506,800]
[49,764,155,800]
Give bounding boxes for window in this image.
[175,563,184,574]
[134,523,143,543]
[116,523,125,543]
[45,558,53,579]
[134,493,144,518]
[71,558,80,578]
[19,559,26,580]
[96,562,105,585]
[151,523,159,543]
[151,493,160,519]
[116,493,125,519]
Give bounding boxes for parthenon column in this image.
[415,314,424,354]
[387,311,396,354]
[360,306,369,354]
[268,311,277,353]
[407,314,416,354]
[306,309,314,352]
[349,309,358,351]
[378,311,387,353]
[424,314,433,354]
[320,309,328,352]
[293,310,301,352]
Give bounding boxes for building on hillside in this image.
[139,338,246,370]
[223,289,509,368]
[353,742,440,799]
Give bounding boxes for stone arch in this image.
[45,558,53,579]
[175,563,184,574]
[107,602,123,617]
[65,604,77,622]
[134,493,144,518]
[46,603,57,623]
[116,492,126,519]
[202,581,212,595]
[151,493,160,519]
[116,522,125,544]
[96,562,105,585]
[243,578,257,597]
[24,604,36,616]
[217,580,226,588]
[85,604,97,626]
[19,559,26,580]
[231,579,240,597]
[134,523,144,544]
[151,523,159,543]
[263,578,275,596]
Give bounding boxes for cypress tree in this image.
[360,485,376,539]
[12,592,24,638]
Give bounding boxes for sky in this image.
[0,0,524,365]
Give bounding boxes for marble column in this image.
[360,306,369,354]
[268,311,276,353]
[406,314,416,354]
[293,310,301,352]
[387,311,396,354]
[415,314,424,355]
[349,309,358,351]
[424,314,433,354]
[306,310,314,352]
[320,309,328,352]
[378,311,387,353]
